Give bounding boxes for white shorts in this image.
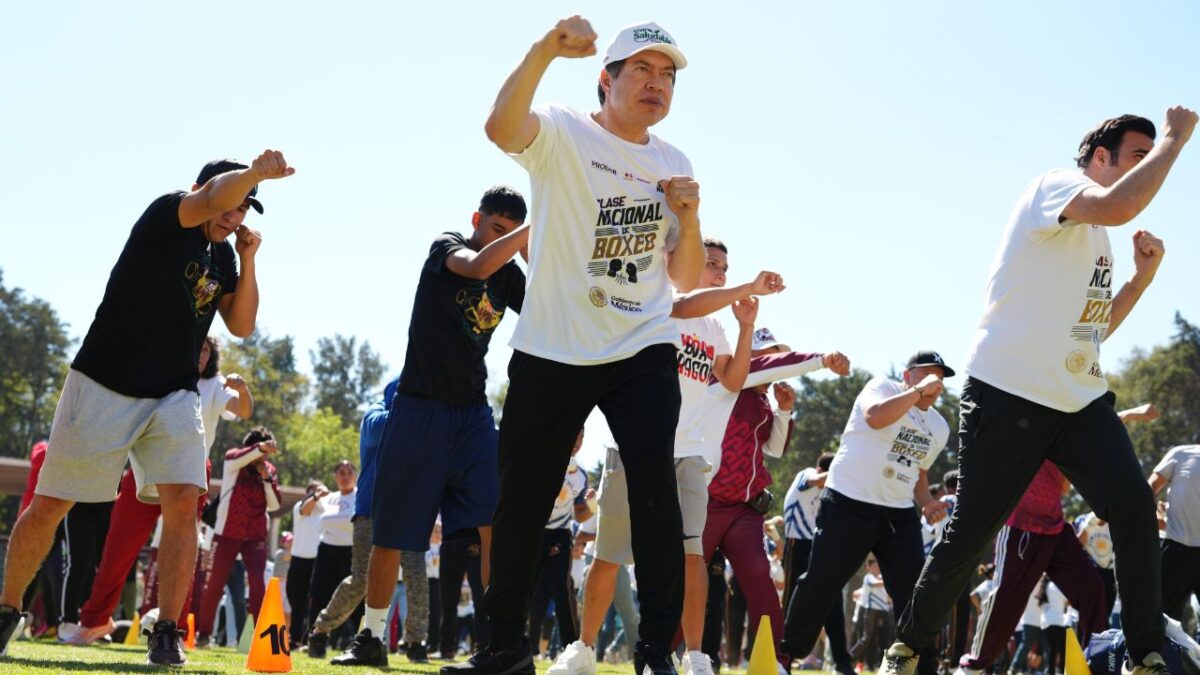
[594,448,709,566]
[36,369,208,504]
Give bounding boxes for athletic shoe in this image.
[954,668,984,675]
[407,641,430,663]
[307,630,328,658]
[193,634,210,649]
[145,619,186,667]
[440,639,535,675]
[684,650,714,675]
[0,606,25,657]
[58,621,88,645]
[548,640,597,675]
[1123,652,1171,675]
[877,642,919,675]
[634,642,678,675]
[833,659,855,675]
[331,629,389,667]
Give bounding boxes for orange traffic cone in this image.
[124,611,141,646]
[246,577,291,672]
[185,613,196,650]
[747,615,779,675]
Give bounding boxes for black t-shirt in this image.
[398,232,525,406]
[73,191,239,398]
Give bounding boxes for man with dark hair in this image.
[461,15,704,675]
[0,150,291,665]
[782,453,853,675]
[339,187,529,666]
[783,352,954,675]
[880,106,1197,675]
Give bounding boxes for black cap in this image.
[906,351,955,378]
[195,159,263,214]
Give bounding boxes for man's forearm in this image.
[719,322,754,392]
[235,387,254,419]
[865,389,922,429]
[453,225,529,279]
[225,261,259,338]
[1102,137,1184,223]
[486,43,554,151]
[667,222,704,292]
[1105,274,1151,340]
[671,283,751,319]
[202,169,261,217]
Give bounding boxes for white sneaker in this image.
[954,668,984,675]
[684,651,714,675]
[547,640,598,675]
[58,621,88,645]
[878,642,919,675]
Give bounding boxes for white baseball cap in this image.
[602,21,688,70]
[752,327,790,353]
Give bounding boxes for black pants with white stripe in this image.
[59,500,113,624]
[896,377,1163,658]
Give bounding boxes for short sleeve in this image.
[137,192,186,236]
[797,467,817,490]
[1023,169,1099,238]
[501,264,526,314]
[509,105,565,177]
[1154,447,1181,480]
[425,233,468,275]
[218,386,239,421]
[860,377,902,407]
[710,319,732,358]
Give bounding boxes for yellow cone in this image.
[246,577,291,672]
[238,614,256,654]
[747,615,779,675]
[1065,627,1091,675]
[123,612,141,645]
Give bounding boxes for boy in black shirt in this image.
[332,187,529,667]
[0,150,293,666]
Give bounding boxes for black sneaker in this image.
[407,641,430,663]
[0,605,24,657]
[331,629,388,667]
[307,630,328,659]
[145,619,186,667]
[439,640,535,675]
[634,642,678,675]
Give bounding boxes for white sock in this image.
[364,606,389,639]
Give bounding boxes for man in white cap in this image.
[449,16,703,675]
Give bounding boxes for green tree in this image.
[310,334,386,428]
[0,269,74,459]
[212,330,310,470]
[273,407,362,488]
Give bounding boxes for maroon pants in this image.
[960,524,1107,670]
[703,499,786,665]
[80,481,163,628]
[196,533,269,637]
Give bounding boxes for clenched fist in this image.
[773,382,796,412]
[538,16,598,59]
[657,176,700,223]
[250,149,295,182]
[822,351,851,376]
[235,225,263,259]
[1164,105,1198,145]
[914,373,944,402]
[749,271,785,296]
[1132,229,1164,283]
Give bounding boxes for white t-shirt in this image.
[291,500,322,559]
[675,315,733,459]
[197,375,239,453]
[973,578,997,603]
[578,514,598,558]
[1074,512,1114,569]
[546,459,588,530]
[1041,581,1069,627]
[314,489,356,547]
[508,104,693,365]
[783,468,824,540]
[965,169,1114,413]
[857,573,890,611]
[426,543,441,579]
[826,377,950,509]
[1154,445,1200,546]
[1020,588,1042,627]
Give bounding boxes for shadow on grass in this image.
[6,658,221,674]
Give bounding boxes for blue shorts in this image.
[371,395,499,551]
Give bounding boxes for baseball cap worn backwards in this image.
[906,351,956,378]
[603,21,687,70]
[195,159,264,214]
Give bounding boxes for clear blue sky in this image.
[3,1,1198,470]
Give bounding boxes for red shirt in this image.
[215,444,281,540]
[19,441,48,515]
[1006,461,1066,535]
[708,388,794,505]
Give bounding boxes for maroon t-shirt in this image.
[1007,461,1066,535]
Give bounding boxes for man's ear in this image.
[471,212,482,229]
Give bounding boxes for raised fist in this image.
[539,16,598,59]
[1164,105,1198,145]
[657,176,700,222]
[250,149,295,182]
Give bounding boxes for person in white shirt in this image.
[1149,441,1200,622]
[465,16,707,675]
[288,480,326,646]
[851,559,894,671]
[302,461,357,644]
[550,237,785,675]
[1010,581,1047,675]
[1040,580,1070,675]
[782,352,953,675]
[883,107,1198,675]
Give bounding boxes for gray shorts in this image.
[36,369,208,504]
[594,449,709,566]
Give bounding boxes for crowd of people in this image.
[0,14,1198,675]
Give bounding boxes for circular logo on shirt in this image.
[588,286,608,308]
[882,466,896,480]
[1065,350,1087,373]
